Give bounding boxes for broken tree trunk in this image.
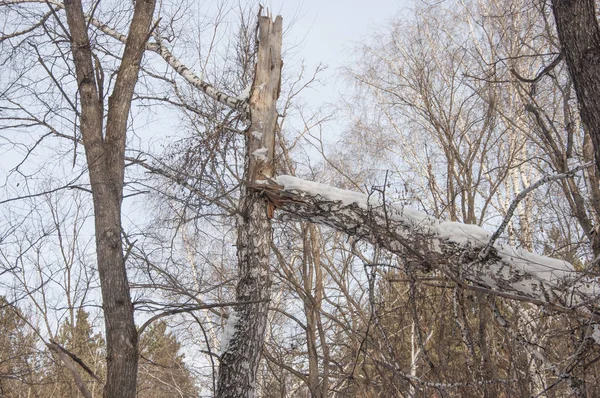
[216,14,282,397]
[257,176,600,321]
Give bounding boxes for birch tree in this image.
[3,0,600,397]
[260,0,600,394]
[215,14,282,396]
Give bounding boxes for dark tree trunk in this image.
[551,0,600,173]
[63,1,156,397]
[216,14,282,398]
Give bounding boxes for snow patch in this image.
[236,84,252,100]
[275,175,580,280]
[276,175,378,209]
[436,222,490,246]
[496,245,574,283]
[252,148,268,160]
[220,310,240,356]
[252,131,264,140]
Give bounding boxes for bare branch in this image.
[480,162,594,259]
[1,0,249,112]
[137,299,269,336]
[510,53,563,84]
[47,341,100,398]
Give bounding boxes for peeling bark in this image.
[216,14,282,397]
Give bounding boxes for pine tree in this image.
[0,297,41,398]
[46,309,105,397]
[137,321,198,398]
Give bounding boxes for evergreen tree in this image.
[49,308,105,398]
[45,311,197,396]
[0,297,41,397]
[137,321,198,398]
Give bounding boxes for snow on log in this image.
[255,175,600,319]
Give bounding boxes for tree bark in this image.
[63,1,156,397]
[551,0,600,173]
[303,225,324,398]
[216,14,282,398]
[258,177,600,319]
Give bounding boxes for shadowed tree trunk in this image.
[63,1,156,397]
[551,0,600,173]
[216,13,283,397]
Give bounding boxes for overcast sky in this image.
[262,0,409,105]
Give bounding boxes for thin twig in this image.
[480,162,593,259]
[137,299,268,336]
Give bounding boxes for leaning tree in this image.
[2,1,600,397]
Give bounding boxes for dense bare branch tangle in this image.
[2,0,600,397]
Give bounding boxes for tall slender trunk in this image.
[217,14,282,397]
[63,1,156,397]
[303,225,327,398]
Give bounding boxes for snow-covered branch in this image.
[257,176,600,319]
[2,0,249,112]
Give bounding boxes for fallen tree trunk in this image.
[256,176,600,321]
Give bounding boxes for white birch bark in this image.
[258,176,600,322]
[216,14,282,398]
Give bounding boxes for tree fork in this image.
[63,1,156,397]
[216,13,282,397]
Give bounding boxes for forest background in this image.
[2,0,600,397]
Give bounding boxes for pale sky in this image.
[262,0,409,105]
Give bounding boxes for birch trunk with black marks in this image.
[63,1,156,397]
[258,179,600,319]
[216,14,282,397]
